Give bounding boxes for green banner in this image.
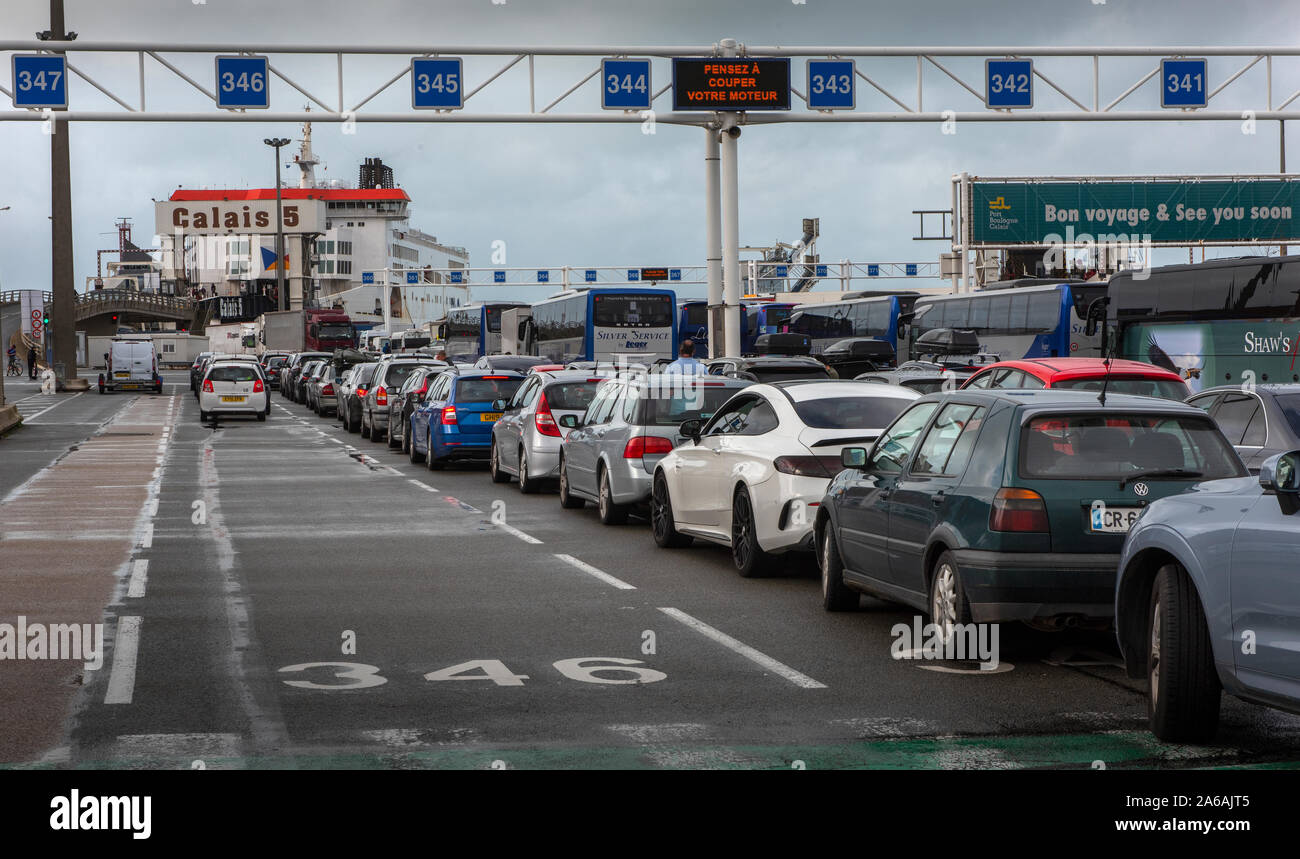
[971,179,1300,245]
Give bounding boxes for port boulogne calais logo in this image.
[986,195,1018,232]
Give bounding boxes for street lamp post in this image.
[263,137,291,311]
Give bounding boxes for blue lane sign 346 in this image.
[602,59,651,110]
[215,55,269,109]
[11,54,67,108]
[1161,58,1208,108]
[412,58,463,110]
[807,60,854,110]
[986,58,1033,109]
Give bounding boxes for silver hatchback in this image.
[489,370,606,493]
[557,375,753,524]
[360,357,444,443]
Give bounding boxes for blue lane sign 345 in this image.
[807,60,854,110]
[11,54,67,108]
[986,58,1033,109]
[602,58,651,110]
[1161,58,1208,109]
[412,58,463,110]
[215,55,269,109]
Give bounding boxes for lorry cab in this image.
[98,337,162,394]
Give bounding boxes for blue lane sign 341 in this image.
[11,54,67,108]
[601,58,651,110]
[807,60,854,110]
[1161,58,1208,108]
[412,58,463,110]
[986,58,1033,109]
[215,55,269,109]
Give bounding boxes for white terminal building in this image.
[157,120,469,330]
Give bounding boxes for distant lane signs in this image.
[807,60,854,110]
[867,264,880,277]
[406,271,419,284]
[640,267,669,281]
[601,59,651,111]
[986,58,1033,109]
[906,264,918,276]
[669,269,682,281]
[412,58,463,110]
[494,271,506,283]
[449,271,464,284]
[537,270,549,283]
[11,54,67,109]
[362,272,375,284]
[584,269,598,282]
[215,55,269,110]
[672,58,791,111]
[627,269,640,281]
[1161,58,1208,109]
[815,264,828,277]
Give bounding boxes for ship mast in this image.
[295,105,319,188]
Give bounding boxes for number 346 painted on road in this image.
[278,658,666,689]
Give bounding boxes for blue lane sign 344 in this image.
[601,58,651,111]
[11,54,67,108]
[807,60,854,110]
[215,55,269,109]
[412,58,463,110]
[986,58,1033,109]
[1161,58,1208,108]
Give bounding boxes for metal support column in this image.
[704,127,722,358]
[48,0,76,379]
[718,37,741,359]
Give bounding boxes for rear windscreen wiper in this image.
[1118,469,1203,490]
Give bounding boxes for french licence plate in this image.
[221,395,245,403]
[480,412,502,422]
[1090,506,1141,533]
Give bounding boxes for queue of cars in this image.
[264,348,1300,743]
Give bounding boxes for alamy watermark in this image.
[891,615,1000,668]
[0,616,104,671]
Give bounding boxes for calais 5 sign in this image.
[155,200,326,235]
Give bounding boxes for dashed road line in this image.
[22,391,85,422]
[407,479,439,492]
[555,553,636,590]
[104,616,142,705]
[497,522,543,545]
[657,607,827,689]
[126,559,149,599]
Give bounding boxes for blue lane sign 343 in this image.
[412,58,463,110]
[215,55,269,109]
[986,58,1033,109]
[601,58,651,110]
[1161,58,1208,108]
[11,54,67,109]
[807,60,854,110]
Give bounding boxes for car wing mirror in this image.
[679,418,703,444]
[491,398,508,411]
[1260,450,1300,513]
[558,414,580,429]
[841,446,869,469]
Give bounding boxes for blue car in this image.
[1116,449,1300,742]
[409,371,525,470]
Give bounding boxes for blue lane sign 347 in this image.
[412,58,463,110]
[986,58,1033,109]
[1161,58,1208,108]
[601,59,651,110]
[215,55,269,109]
[11,54,67,108]
[807,60,854,110]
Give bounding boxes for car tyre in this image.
[360,412,372,439]
[558,455,585,509]
[489,439,511,483]
[426,430,445,470]
[257,411,267,422]
[597,465,629,524]
[199,410,210,422]
[387,417,401,449]
[408,424,425,463]
[928,550,973,653]
[651,473,692,548]
[820,524,858,611]
[731,486,776,578]
[518,447,539,494]
[1148,562,1221,743]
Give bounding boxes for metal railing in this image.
[72,288,195,320]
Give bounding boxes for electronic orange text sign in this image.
[672,58,791,111]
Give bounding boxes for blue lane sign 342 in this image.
[215,55,269,109]
[11,54,67,109]
[601,58,651,111]
[1161,58,1208,108]
[412,58,463,110]
[986,58,1033,109]
[807,60,854,110]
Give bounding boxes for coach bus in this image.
[906,281,1105,362]
[786,294,918,356]
[441,302,529,362]
[530,288,677,364]
[1103,256,1300,394]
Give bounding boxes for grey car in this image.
[856,368,957,395]
[308,360,345,416]
[489,370,605,493]
[338,362,379,433]
[300,361,327,411]
[1186,384,1300,472]
[1116,449,1300,742]
[387,365,450,453]
[360,357,445,443]
[557,375,753,524]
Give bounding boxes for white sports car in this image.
[650,380,920,576]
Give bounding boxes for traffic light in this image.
[42,311,49,326]
[111,314,119,323]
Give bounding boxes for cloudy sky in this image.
[2,0,1300,301]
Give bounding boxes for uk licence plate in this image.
[221,395,245,403]
[480,412,502,422]
[114,371,129,377]
[1090,506,1141,533]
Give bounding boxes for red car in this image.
[959,357,1190,400]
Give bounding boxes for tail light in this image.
[623,435,675,458]
[441,405,458,425]
[773,455,842,478]
[376,385,388,406]
[321,383,334,396]
[202,380,214,393]
[253,379,264,393]
[355,387,368,399]
[990,488,1050,532]
[534,392,561,437]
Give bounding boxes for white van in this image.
[98,337,162,394]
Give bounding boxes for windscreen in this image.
[751,366,831,383]
[545,381,601,411]
[793,396,913,429]
[1019,414,1245,480]
[684,304,708,327]
[593,295,674,327]
[764,306,793,331]
[383,363,435,387]
[902,379,947,394]
[1277,394,1300,437]
[487,356,548,371]
[209,366,257,382]
[1052,376,1190,401]
[317,323,352,339]
[457,377,524,402]
[639,386,741,426]
[266,356,289,368]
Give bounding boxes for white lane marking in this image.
[656,607,828,689]
[498,522,542,545]
[22,391,85,422]
[104,616,142,704]
[139,523,153,549]
[554,553,635,590]
[407,479,439,492]
[127,559,149,598]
